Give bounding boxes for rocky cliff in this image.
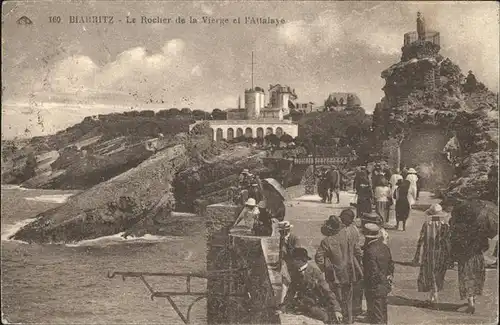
[11,143,188,243]
[1,113,193,189]
[10,122,277,243]
[374,39,498,201]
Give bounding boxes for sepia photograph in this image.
[1,1,498,324]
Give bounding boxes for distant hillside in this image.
[1,111,195,189]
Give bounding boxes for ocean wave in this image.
[1,184,28,191]
[2,217,181,246]
[1,218,37,243]
[65,233,183,247]
[24,194,74,204]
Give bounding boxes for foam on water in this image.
[1,218,37,243]
[2,217,181,246]
[24,194,74,204]
[65,232,182,247]
[1,184,28,191]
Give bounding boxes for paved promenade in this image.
[280,189,498,325]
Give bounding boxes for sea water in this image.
[1,187,207,324]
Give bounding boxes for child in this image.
[374,178,391,224]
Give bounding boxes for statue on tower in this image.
[417,12,426,40]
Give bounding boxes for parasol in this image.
[262,178,287,201]
[471,200,498,239]
[452,199,498,239]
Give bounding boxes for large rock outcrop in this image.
[10,124,280,243]
[1,113,194,189]
[173,146,273,212]
[374,39,498,201]
[11,144,189,243]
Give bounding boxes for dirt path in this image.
[280,188,498,325]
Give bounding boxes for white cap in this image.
[245,198,256,206]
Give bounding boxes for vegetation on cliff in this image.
[10,122,280,243]
[373,40,498,201]
[297,108,375,163]
[1,112,195,189]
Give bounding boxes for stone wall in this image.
[204,203,281,324]
[205,203,241,324]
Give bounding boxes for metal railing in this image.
[107,268,250,324]
[290,156,355,165]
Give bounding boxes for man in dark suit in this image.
[316,215,363,324]
[362,223,394,324]
[326,166,341,204]
[281,247,343,324]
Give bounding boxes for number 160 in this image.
[49,16,61,23]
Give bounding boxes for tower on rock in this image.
[381,12,443,107]
[402,12,440,61]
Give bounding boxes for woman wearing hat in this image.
[362,212,389,245]
[405,168,419,203]
[354,171,374,218]
[394,179,412,231]
[374,178,392,224]
[412,204,451,306]
[449,203,489,314]
[232,198,260,234]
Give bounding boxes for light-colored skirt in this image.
[376,201,389,221]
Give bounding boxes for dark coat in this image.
[315,227,363,285]
[362,239,394,297]
[281,234,301,262]
[284,263,342,312]
[280,233,301,283]
[326,170,341,189]
[253,208,272,236]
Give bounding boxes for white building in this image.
[244,87,265,119]
[189,119,298,141]
[190,82,299,141]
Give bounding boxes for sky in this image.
[2,1,499,138]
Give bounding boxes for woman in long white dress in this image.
[406,168,419,204]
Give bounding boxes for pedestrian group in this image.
[273,163,490,324]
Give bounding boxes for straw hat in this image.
[408,168,417,174]
[362,212,383,225]
[245,198,256,207]
[278,220,293,230]
[363,223,381,239]
[425,203,447,217]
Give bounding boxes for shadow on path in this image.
[293,199,325,204]
[393,260,419,267]
[388,295,467,313]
